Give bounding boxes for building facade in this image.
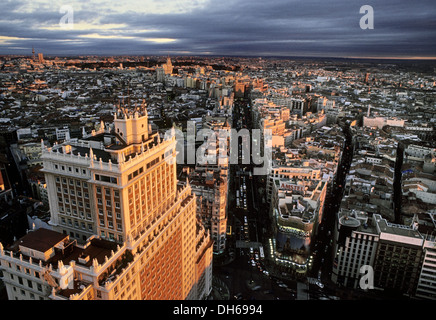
[0,105,213,300]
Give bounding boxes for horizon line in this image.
[1,52,436,62]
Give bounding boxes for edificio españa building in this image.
[0,104,213,300]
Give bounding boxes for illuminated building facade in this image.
[0,104,213,300]
[269,178,327,273]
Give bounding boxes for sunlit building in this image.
[185,169,228,254]
[0,104,213,300]
[163,57,173,75]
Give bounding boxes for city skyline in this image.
[0,0,435,59]
[0,49,435,302]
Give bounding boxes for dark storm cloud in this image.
[0,0,435,57]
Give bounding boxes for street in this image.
[212,98,357,300]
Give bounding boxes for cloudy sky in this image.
[0,0,435,58]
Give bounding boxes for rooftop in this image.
[15,228,68,253]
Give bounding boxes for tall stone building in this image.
[0,104,213,300]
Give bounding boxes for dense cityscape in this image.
[0,52,434,305]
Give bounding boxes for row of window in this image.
[54,164,88,176]
[63,230,91,242]
[10,286,45,300]
[96,187,120,198]
[56,176,89,188]
[60,217,93,232]
[96,186,122,231]
[95,174,118,184]
[127,154,164,182]
[99,230,123,243]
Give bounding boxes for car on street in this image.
[234,293,243,300]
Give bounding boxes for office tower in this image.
[331,209,379,288]
[372,214,423,296]
[38,53,44,64]
[332,212,425,296]
[0,104,213,300]
[416,234,436,299]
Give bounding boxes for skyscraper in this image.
[163,56,173,75]
[0,103,213,300]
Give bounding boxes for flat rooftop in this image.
[8,228,119,269]
[16,228,68,253]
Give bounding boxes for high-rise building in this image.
[38,53,44,64]
[332,212,425,296]
[0,104,213,300]
[163,57,173,75]
[331,209,380,288]
[416,235,436,300]
[372,214,423,296]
